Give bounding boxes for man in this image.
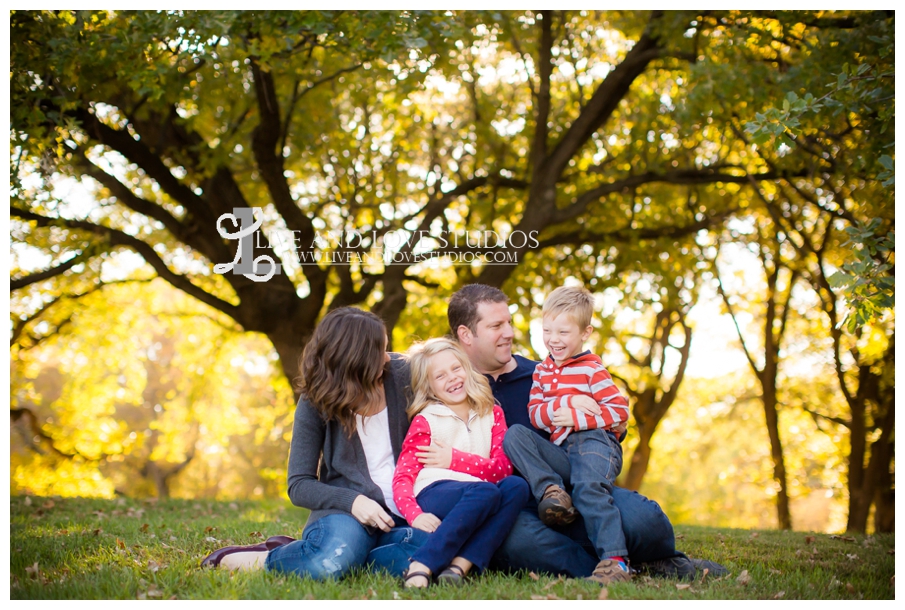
[448,284,726,582]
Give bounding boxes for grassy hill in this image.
[10,495,895,600]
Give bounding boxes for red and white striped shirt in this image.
[528,352,629,445]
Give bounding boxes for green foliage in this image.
[827,220,894,332]
[10,496,895,599]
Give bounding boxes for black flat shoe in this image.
[437,563,466,585]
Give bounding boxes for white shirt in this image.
[355,406,400,517]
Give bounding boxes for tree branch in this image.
[10,206,240,319]
[11,251,92,290]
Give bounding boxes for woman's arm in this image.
[391,415,430,524]
[285,397,360,513]
[447,405,513,483]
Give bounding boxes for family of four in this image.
[202,284,726,587]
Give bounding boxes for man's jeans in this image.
[266,513,427,579]
[494,424,677,576]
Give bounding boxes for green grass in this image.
[10,495,895,599]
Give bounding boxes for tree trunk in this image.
[874,437,894,532]
[762,376,793,530]
[623,405,656,491]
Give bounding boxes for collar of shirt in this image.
[541,350,599,369]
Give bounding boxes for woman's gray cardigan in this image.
[286,354,412,532]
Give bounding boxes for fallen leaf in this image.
[749,532,759,539]
[230,502,239,510]
[830,535,856,543]
[846,553,859,560]
[887,549,894,555]
[700,568,709,584]
[795,549,803,557]
[804,536,815,544]
[204,537,219,543]
[736,570,751,586]
[676,583,691,590]
[528,571,540,581]
[58,529,69,536]
[140,523,150,533]
[25,563,39,579]
[769,568,782,575]
[773,591,785,599]
[43,500,55,509]
[542,576,564,590]
[598,587,609,600]
[368,588,377,598]
[205,526,217,533]
[845,583,855,594]
[392,591,401,600]
[812,546,819,555]
[116,538,126,550]
[545,594,562,600]
[24,496,32,506]
[93,528,103,536]
[249,531,263,539]
[675,534,685,540]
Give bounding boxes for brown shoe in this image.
[538,485,577,526]
[587,559,632,585]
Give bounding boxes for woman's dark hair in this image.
[297,307,387,434]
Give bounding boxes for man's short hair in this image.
[543,285,594,328]
[448,284,509,336]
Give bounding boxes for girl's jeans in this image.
[409,476,529,574]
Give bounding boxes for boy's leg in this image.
[502,424,570,501]
[455,476,530,571]
[565,429,628,559]
[411,481,502,575]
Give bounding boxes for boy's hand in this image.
[552,408,577,428]
[412,513,442,533]
[612,421,628,438]
[569,395,602,416]
[416,441,452,468]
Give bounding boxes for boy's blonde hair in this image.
[543,285,594,328]
[407,338,496,419]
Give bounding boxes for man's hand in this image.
[569,394,602,416]
[416,441,452,468]
[551,408,577,428]
[412,513,442,533]
[351,495,394,532]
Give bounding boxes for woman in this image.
[201,307,428,578]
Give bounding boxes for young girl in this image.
[392,338,529,588]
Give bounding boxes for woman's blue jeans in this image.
[265,513,427,579]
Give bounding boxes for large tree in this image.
[12,10,800,390]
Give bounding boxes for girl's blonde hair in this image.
[407,338,496,419]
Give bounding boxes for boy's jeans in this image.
[503,424,628,559]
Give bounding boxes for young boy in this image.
[518,285,631,583]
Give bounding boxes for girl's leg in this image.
[410,481,502,575]
[455,476,530,571]
[265,514,375,579]
[367,522,430,578]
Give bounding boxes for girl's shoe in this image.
[402,569,432,588]
[437,563,466,586]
